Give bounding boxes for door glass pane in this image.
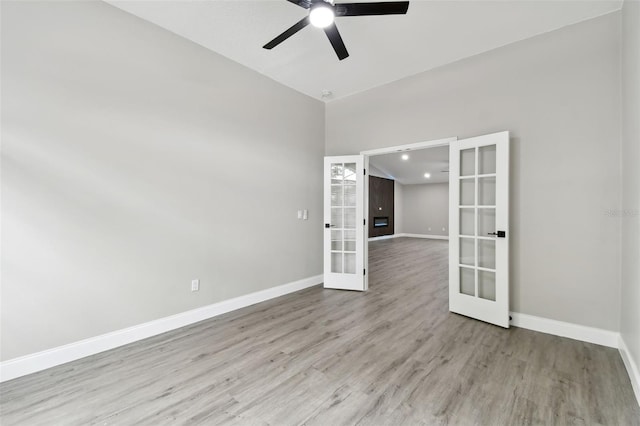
[478,270,496,301]
[344,163,357,184]
[460,208,475,236]
[478,208,495,236]
[460,148,475,176]
[331,208,343,228]
[331,230,342,251]
[344,229,356,252]
[344,186,356,207]
[460,238,475,266]
[478,239,495,269]
[460,179,475,206]
[479,145,496,174]
[331,185,343,206]
[478,177,496,206]
[344,208,356,229]
[331,253,343,273]
[331,164,344,184]
[460,267,475,296]
[344,253,356,274]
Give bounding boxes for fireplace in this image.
[374,217,389,228]
[369,176,394,237]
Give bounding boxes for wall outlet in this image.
[303,209,308,220]
[297,210,303,219]
[428,227,431,231]
[442,227,446,231]
[191,279,200,292]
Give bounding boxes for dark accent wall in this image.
[369,176,394,237]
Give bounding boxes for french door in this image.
[323,155,368,291]
[449,132,510,327]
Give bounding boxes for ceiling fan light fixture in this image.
[309,3,335,28]
[263,0,409,60]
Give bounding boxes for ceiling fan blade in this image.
[286,0,312,9]
[324,23,349,60]
[335,1,409,16]
[263,16,310,50]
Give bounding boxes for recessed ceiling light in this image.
[424,173,431,178]
[401,154,409,160]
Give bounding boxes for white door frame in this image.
[360,136,458,287]
[360,137,457,157]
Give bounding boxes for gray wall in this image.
[1,1,324,361]
[327,13,621,331]
[620,0,640,379]
[394,181,404,234]
[402,183,449,236]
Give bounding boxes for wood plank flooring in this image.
[1,237,639,425]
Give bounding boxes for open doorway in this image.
[362,138,454,294]
[324,133,509,327]
[367,145,450,241]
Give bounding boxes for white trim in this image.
[0,274,323,383]
[398,233,449,240]
[510,312,618,348]
[367,233,450,242]
[360,137,457,156]
[363,155,369,291]
[368,234,397,241]
[619,335,640,407]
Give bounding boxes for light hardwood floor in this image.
[1,238,639,425]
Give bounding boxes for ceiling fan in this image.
[263,0,410,60]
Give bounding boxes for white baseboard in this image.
[619,335,640,407]
[368,233,449,242]
[398,233,449,240]
[0,274,323,383]
[509,312,619,348]
[368,234,397,241]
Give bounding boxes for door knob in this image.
[488,231,506,238]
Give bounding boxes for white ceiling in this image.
[370,145,449,184]
[106,0,621,101]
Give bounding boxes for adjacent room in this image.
[1,0,639,424]
[368,146,450,241]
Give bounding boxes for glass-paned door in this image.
[449,132,509,327]
[324,155,367,291]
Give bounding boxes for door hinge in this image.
[364,169,366,175]
[363,269,366,275]
[363,218,366,226]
